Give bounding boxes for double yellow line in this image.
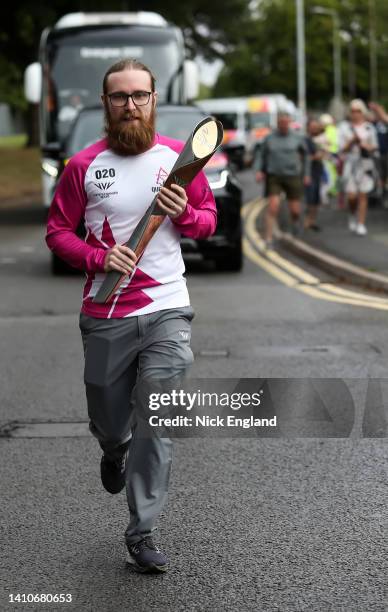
[242,198,388,311]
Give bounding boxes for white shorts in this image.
[342,158,375,194]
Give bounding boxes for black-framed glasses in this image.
[107,91,152,107]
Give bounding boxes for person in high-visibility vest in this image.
[320,114,339,203]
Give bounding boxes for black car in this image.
[156,105,243,271]
[52,104,243,273]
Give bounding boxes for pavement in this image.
[276,203,388,294]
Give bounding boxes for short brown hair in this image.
[103,59,156,94]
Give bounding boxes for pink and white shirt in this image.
[46,134,217,319]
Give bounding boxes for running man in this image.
[46,59,216,573]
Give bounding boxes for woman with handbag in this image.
[338,99,379,236]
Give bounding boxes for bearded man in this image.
[46,59,216,573]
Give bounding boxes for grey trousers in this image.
[79,306,195,544]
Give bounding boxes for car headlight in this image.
[207,169,229,190]
[42,160,59,178]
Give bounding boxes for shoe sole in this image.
[101,482,125,494]
[101,479,126,495]
[125,549,168,574]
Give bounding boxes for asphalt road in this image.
[0,170,387,612]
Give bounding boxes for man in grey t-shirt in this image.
[254,113,311,246]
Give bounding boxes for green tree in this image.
[213,0,388,108]
[0,0,250,144]
[129,0,250,60]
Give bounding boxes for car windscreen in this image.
[208,112,237,131]
[46,28,181,143]
[66,110,104,156]
[156,109,206,141]
[250,112,271,129]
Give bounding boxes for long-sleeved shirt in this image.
[46,134,217,319]
[254,129,310,177]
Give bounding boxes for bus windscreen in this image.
[46,29,181,142]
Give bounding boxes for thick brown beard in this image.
[104,105,156,156]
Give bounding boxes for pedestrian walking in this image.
[319,113,339,206]
[254,112,311,247]
[45,59,217,573]
[304,119,325,231]
[338,99,379,236]
[369,101,388,204]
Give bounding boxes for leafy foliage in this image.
[0,0,250,110]
[214,0,388,107]
[129,0,250,59]
[1,0,388,116]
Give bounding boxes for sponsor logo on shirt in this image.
[152,166,168,193]
[92,168,119,199]
[92,184,118,199]
[93,181,115,191]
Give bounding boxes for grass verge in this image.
[0,134,41,204]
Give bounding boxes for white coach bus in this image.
[24,12,199,206]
